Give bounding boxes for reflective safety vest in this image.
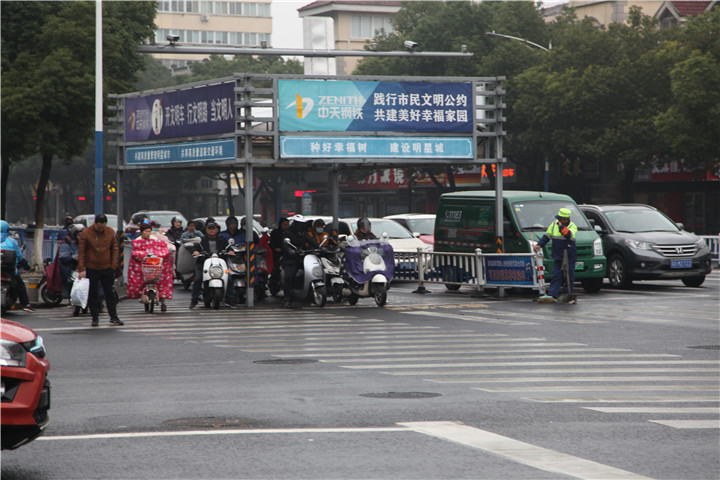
[541,221,577,261]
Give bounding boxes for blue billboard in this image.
[126,138,236,166]
[279,80,473,133]
[484,255,536,286]
[125,82,235,142]
[280,136,473,159]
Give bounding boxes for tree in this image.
[1,1,156,269]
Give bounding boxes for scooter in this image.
[1,248,18,315]
[282,238,327,307]
[140,254,164,313]
[39,257,63,307]
[197,248,230,310]
[317,238,346,302]
[226,240,249,304]
[342,235,394,307]
[176,237,201,290]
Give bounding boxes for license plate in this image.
[671,259,692,269]
[574,262,584,271]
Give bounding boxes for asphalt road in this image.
[2,273,719,480]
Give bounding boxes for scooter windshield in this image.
[344,241,394,284]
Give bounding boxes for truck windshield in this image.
[512,201,592,231]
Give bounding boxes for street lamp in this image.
[485,31,551,52]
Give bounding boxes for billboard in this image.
[280,136,473,159]
[126,138,236,166]
[278,79,473,133]
[124,82,235,142]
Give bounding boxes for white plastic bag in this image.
[70,277,89,309]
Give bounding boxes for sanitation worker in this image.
[533,207,577,302]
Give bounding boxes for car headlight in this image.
[593,238,603,256]
[624,238,653,250]
[1,339,27,367]
[209,265,224,278]
[695,239,708,250]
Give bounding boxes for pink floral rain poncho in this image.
[127,236,173,300]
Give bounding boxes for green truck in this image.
[434,190,606,292]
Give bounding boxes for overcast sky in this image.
[272,0,306,49]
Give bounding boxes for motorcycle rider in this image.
[354,217,377,241]
[189,220,233,309]
[181,220,204,242]
[164,217,185,245]
[308,219,336,248]
[0,220,33,312]
[280,215,309,309]
[269,217,289,295]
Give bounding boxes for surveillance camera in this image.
[166,35,180,43]
[404,40,418,50]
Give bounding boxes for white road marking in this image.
[585,407,720,413]
[400,421,654,480]
[473,385,719,392]
[342,360,718,370]
[383,367,719,376]
[319,353,679,363]
[402,310,537,325]
[283,347,624,358]
[38,426,407,441]
[648,419,720,429]
[428,376,718,384]
[529,396,720,403]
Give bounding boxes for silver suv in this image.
[580,204,712,288]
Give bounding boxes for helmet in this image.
[357,217,371,231]
[313,218,326,228]
[555,208,572,220]
[205,221,220,230]
[289,214,305,225]
[67,223,85,241]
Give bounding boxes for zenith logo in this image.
[285,94,314,119]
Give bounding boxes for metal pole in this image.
[245,162,254,308]
[94,0,103,216]
[331,167,340,232]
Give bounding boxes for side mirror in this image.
[381,232,389,239]
[594,225,603,234]
[412,232,421,238]
[283,238,291,244]
[228,238,235,245]
[676,222,685,231]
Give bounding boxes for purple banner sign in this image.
[125,82,235,142]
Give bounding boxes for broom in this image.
[532,233,555,303]
[557,249,578,304]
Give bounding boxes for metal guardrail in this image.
[395,248,541,293]
[8,228,67,262]
[700,235,719,264]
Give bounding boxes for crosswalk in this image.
[34,285,720,431]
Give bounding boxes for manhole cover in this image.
[360,392,442,399]
[161,416,259,428]
[253,359,318,364]
[688,345,720,350]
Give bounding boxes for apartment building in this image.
[153,0,273,73]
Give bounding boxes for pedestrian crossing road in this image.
[33,274,720,432]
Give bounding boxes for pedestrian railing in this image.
[699,235,719,266]
[394,248,541,293]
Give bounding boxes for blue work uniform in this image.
[536,220,578,297]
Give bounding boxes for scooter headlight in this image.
[312,266,323,278]
[209,265,225,279]
[368,253,383,265]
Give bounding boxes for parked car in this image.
[73,214,126,232]
[1,318,51,450]
[384,214,436,246]
[338,218,431,253]
[127,210,188,237]
[579,204,712,288]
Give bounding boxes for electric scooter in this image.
[282,238,327,307]
[197,249,230,310]
[342,235,394,307]
[176,237,201,290]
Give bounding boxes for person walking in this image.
[533,207,577,302]
[78,214,123,326]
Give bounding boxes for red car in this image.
[1,318,51,450]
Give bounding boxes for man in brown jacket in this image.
[78,214,123,326]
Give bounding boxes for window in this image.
[351,15,394,39]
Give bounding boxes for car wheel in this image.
[608,254,632,289]
[580,277,603,293]
[682,275,705,287]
